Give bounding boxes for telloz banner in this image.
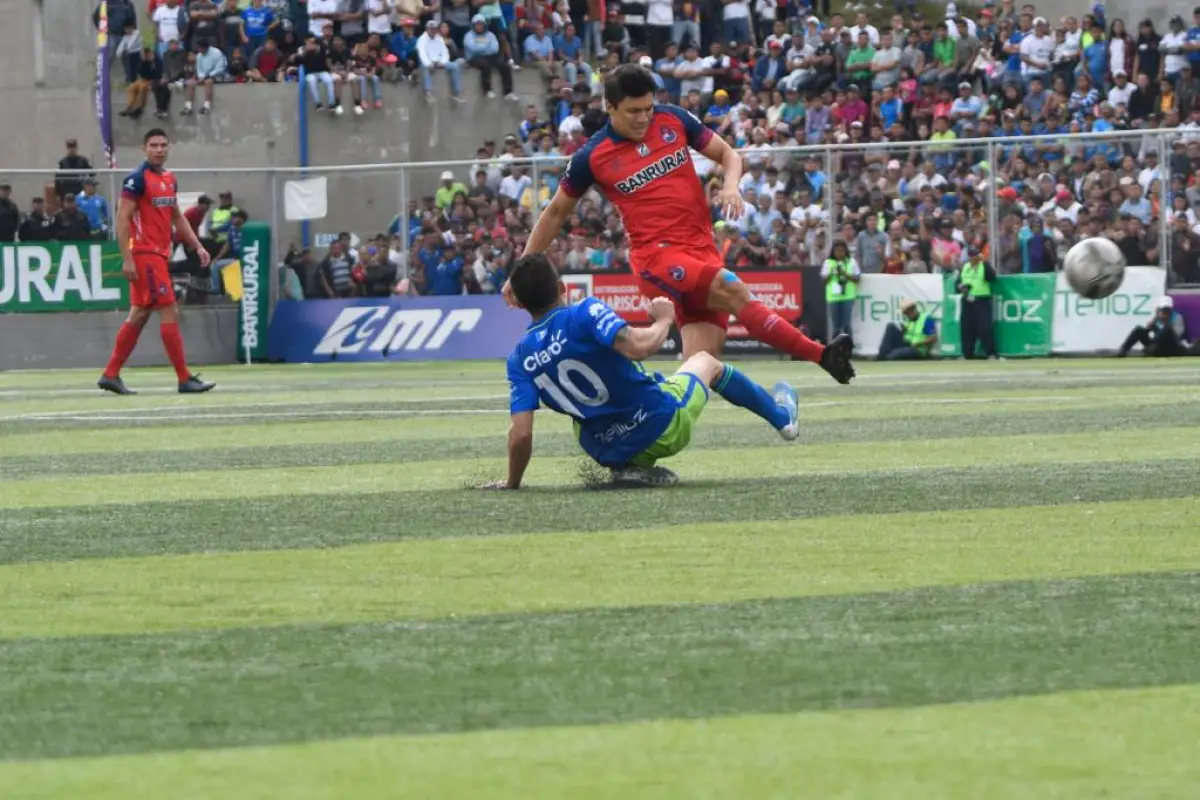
[268,295,530,362]
[1051,267,1167,353]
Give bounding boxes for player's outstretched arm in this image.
[503,411,535,489]
[522,187,580,257]
[611,297,676,361]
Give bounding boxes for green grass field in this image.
[1,357,1198,799]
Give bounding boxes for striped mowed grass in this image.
[1,358,1198,799]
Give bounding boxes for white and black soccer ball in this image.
[1063,237,1126,299]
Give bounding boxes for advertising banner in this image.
[941,274,1055,358]
[1051,267,1167,353]
[1167,291,1200,341]
[268,295,529,362]
[562,273,594,306]
[853,273,943,357]
[237,222,272,362]
[95,2,115,169]
[591,270,802,352]
[0,242,127,313]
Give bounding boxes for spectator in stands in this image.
[183,39,226,115]
[188,0,221,51]
[115,20,142,84]
[319,238,358,298]
[0,183,17,243]
[75,179,110,240]
[19,198,52,242]
[247,37,286,82]
[51,194,91,242]
[120,46,163,119]
[464,14,516,99]
[151,0,186,57]
[417,20,464,102]
[54,140,92,202]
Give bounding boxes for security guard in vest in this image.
[822,240,861,348]
[209,190,241,247]
[954,243,998,359]
[877,298,939,360]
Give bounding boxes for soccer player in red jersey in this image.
[98,129,215,395]
[512,64,855,384]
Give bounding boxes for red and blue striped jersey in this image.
[561,104,714,254]
[121,161,178,258]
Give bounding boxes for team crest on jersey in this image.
[669,265,686,282]
[660,127,677,144]
[636,143,650,157]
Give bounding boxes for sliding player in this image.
[483,254,800,489]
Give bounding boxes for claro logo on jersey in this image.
[312,307,483,354]
[523,329,566,371]
[613,146,691,195]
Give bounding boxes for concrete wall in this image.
[0,5,548,248]
[0,306,239,369]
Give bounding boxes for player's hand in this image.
[648,296,675,324]
[122,259,138,283]
[196,248,211,268]
[718,185,744,220]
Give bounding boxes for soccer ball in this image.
[1063,237,1126,299]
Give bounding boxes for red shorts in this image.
[631,244,731,329]
[129,253,176,308]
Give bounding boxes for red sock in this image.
[104,322,143,379]
[160,322,191,382]
[737,300,825,363]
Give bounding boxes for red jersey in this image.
[121,161,178,258]
[561,104,714,257]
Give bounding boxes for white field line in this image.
[1,365,1198,400]
[4,392,1192,424]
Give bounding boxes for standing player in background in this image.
[98,129,216,395]
[510,64,855,384]
[484,254,800,489]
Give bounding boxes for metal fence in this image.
[3,126,1192,294]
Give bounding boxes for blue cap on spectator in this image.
[471,14,485,24]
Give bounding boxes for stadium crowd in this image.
[280,1,1200,298]
[88,2,1200,295]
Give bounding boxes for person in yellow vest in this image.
[208,190,241,245]
[822,240,861,348]
[435,171,469,210]
[954,243,998,359]
[876,298,938,361]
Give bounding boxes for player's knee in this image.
[682,351,723,386]
[707,269,751,311]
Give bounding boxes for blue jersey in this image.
[507,298,678,467]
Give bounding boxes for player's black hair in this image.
[580,108,609,137]
[604,64,657,108]
[509,254,561,317]
[143,128,169,144]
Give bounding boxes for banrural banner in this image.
[237,222,272,362]
[0,242,127,313]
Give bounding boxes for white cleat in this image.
[773,380,800,441]
[610,465,679,487]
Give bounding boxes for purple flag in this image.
[1168,292,1200,340]
[95,2,115,169]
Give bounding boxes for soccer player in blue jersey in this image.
[482,254,801,489]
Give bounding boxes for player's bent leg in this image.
[705,268,857,385]
[706,358,798,441]
[679,321,727,361]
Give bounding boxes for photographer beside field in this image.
[822,240,860,348]
[1117,297,1196,358]
[876,298,938,361]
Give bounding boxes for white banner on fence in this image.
[852,274,944,357]
[1051,267,1167,354]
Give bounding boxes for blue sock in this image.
[712,365,790,430]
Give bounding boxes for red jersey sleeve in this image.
[656,104,714,152]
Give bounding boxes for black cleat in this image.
[610,465,679,488]
[97,375,137,395]
[819,333,856,384]
[178,374,216,394]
